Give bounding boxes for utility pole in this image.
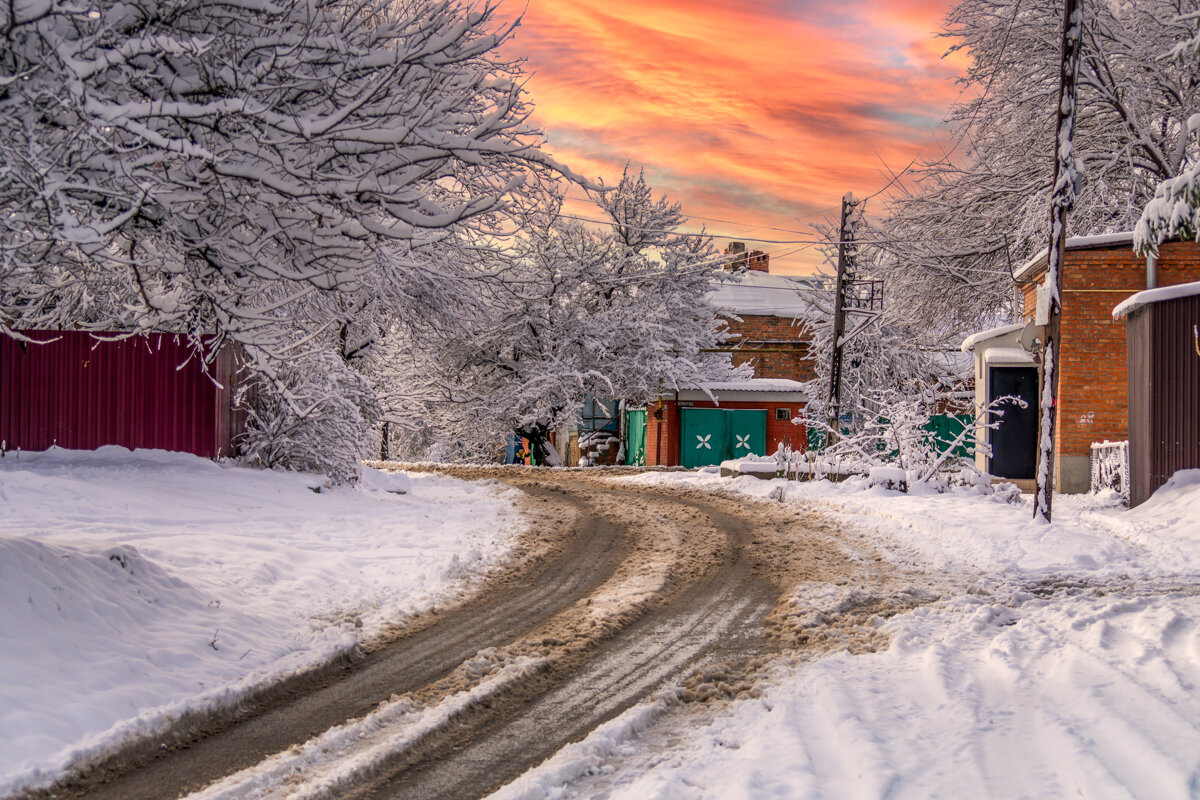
[827,192,858,438]
[1034,0,1084,523]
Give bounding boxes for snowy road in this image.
[23,472,901,800]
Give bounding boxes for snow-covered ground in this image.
[0,447,522,796]
[494,469,1200,800]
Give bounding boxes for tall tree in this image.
[0,0,579,366]
[380,170,746,463]
[876,0,1200,334]
[1137,13,1200,251]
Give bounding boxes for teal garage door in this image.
[730,409,766,458]
[681,408,728,467]
[680,408,767,467]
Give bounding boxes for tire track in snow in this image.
[32,484,628,800]
[43,475,866,800]
[336,497,779,800]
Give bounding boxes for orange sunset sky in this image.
[504,0,966,274]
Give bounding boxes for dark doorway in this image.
[988,366,1038,479]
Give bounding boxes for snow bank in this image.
[718,454,778,474]
[0,447,521,793]
[564,591,1200,799]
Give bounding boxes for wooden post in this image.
[1034,0,1084,522]
[827,193,856,438]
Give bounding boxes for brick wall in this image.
[644,403,678,466]
[1020,241,1200,458]
[721,314,818,383]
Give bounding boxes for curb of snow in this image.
[1,640,364,798]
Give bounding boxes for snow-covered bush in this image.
[1136,12,1200,254]
[801,392,1025,490]
[240,353,381,483]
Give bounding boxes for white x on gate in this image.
[735,434,751,450]
[696,434,712,450]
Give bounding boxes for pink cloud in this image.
[504,0,961,273]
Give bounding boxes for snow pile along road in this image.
[0,447,522,795]
[495,469,1200,799]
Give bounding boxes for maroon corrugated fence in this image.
[1126,295,1200,506]
[0,331,244,458]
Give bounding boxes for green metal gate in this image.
[624,409,646,466]
[680,408,766,467]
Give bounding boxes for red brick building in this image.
[964,235,1200,492]
[633,252,826,467]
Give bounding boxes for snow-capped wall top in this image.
[698,379,808,393]
[707,271,826,319]
[959,323,1024,352]
[1112,280,1200,319]
[1013,232,1136,282]
[983,346,1035,365]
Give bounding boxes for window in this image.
[775,408,791,420]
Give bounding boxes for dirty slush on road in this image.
[35,470,945,800]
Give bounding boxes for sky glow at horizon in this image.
[506,0,964,274]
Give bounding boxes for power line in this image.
[552,210,969,246]
[562,192,843,237]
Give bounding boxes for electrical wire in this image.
[552,211,973,246]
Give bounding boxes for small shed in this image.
[1113,282,1200,506]
[1,331,245,458]
[960,324,1040,481]
[638,379,808,467]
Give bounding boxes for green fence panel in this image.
[925,414,973,458]
[624,409,646,466]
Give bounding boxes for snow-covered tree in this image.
[240,350,382,483]
[380,170,747,463]
[1137,12,1200,252]
[877,0,1200,333]
[0,0,577,364]
[799,204,972,432]
[0,0,602,479]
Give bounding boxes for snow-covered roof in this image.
[677,378,808,403]
[983,346,1035,365]
[1013,232,1136,282]
[698,379,807,393]
[707,271,825,319]
[960,323,1024,352]
[1112,280,1200,319]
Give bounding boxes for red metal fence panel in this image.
[1,332,243,458]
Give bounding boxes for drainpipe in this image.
[1147,254,1158,289]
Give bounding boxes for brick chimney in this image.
[746,249,770,272]
[725,241,770,272]
[725,241,747,271]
